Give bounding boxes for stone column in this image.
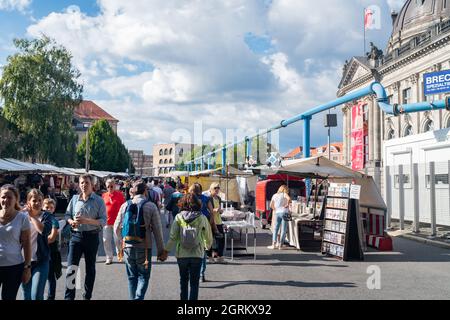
[374,97,381,161]
[342,106,348,165]
[369,97,375,163]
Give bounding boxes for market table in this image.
[286,216,323,251]
[222,210,257,260]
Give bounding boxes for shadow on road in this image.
[204,279,357,289]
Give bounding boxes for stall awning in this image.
[0,159,36,173]
[0,159,128,178]
[255,156,364,179]
[189,166,254,177]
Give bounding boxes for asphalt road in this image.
[47,221,450,300]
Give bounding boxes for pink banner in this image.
[351,102,365,171]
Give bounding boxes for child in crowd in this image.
[43,198,62,300]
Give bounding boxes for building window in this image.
[403,124,413,137]
[164,159,168,164]
[444,0,448,9]
[179,148,184,157]
[169,159,173,164]
[164,149,168,155]
[169,148,173,155]
[159,149,163,156]
[394,174,411,189]
[423,118,434,133]
[159,159,163,164]
[402,88,411,104]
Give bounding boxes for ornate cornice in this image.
[379,34,450,76]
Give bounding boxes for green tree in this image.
[0,36,82,166]
[180,135,277,169]
[77,120,133,173]
[0,113,24,158]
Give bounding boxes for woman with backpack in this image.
[163,193,213,300]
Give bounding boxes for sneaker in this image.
[105,259,113,265]
[267,244,276,250]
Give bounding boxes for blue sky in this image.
[0,0,406,155]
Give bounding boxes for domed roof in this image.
[389,0,450,51]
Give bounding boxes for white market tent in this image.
[255,156,386,211]
[0,158,129,179]
[189,165,253,177]
[0,159,36,173]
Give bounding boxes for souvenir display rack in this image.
[322,183,364,261]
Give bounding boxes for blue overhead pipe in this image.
[221,146,227,175]
[185,81,450,171]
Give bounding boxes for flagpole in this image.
[363,7,366,55]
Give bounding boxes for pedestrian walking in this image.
[102,179,126,265]
[43,198,62,300]
[189,183,217,282]
[22,189,53,300]
[0,184,32,300]
[64,174,107,300]
[166,184,184,221]
[114,180,166,300]
[163,193,212,300]
[162,180,175,228]
[204,183,226,263]
[267,185,291,250]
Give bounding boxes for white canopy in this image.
[256,156,364,179]
[169,171,190,177]
[256,156,386,212]
[189,166,253,177]
[0,159,128,178]
[0,159,36,173]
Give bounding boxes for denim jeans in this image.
[272,212,288,244]
[47,261,57,300]
[22,260,50,300]
[124,248,152,300]
[0,263,24,300]
[200,251,207,277]
[213,224,225,257]
[64,231,99,300]
[177,257,202,300]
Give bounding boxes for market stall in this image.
[254,156,390,259]
[188,166,257,260]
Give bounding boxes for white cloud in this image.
[25,0,396,154]
[386,0,406,12]
[0,0,31,12]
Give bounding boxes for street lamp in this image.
[84,123,91,172]
[324,112,337,160]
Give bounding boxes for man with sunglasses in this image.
[102,179,125,265]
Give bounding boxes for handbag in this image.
[282,211,292,222]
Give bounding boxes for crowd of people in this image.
[0,174,228,301]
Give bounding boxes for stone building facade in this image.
[338,0,450,191]
[152,143,194,176]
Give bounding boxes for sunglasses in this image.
[214,187,220,190]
